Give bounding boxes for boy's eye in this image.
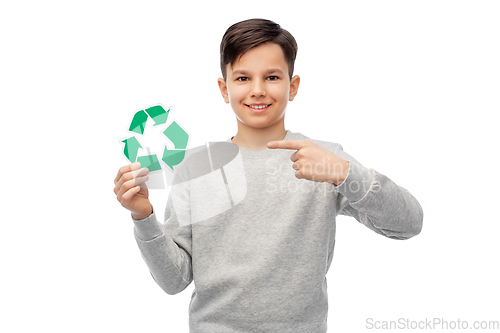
[267,76,279,81]
[236,77,249,82]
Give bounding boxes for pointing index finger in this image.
[267,140,306,150]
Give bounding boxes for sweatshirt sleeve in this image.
[333,145,423,240]
[132,172,193,295]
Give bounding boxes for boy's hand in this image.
[114,162,153,220]
[267,140,350,186]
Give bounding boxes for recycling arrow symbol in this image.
[121,104,189,172]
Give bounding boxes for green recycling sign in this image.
[121,104,189,172]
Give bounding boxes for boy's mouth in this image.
[245,103,271,111]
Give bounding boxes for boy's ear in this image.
[217,78,230,104]
[289,75,300,101]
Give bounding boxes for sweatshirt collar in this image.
[226,129,301,159]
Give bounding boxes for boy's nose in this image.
[250,79,266,97]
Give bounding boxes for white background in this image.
[1,1,499,332]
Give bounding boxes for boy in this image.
[113,18,423,333]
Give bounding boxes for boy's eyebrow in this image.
[266,68,285,74]
[231,70,249,77]
[231,68,285,76]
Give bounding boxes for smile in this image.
[247,104,271,109]
[245,104,271,111]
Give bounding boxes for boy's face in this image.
[218,42,300,132]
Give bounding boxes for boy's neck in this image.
[231,125,287,151]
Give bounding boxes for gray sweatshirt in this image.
[132,129,423,333]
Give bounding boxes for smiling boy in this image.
[217,41,300,151]
[114,18,423,333]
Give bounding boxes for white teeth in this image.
[248,104,270,109]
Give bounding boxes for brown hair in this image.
[220,18,298,81]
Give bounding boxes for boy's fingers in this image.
[114,166,149,195]
[121,185,142,207]
[116,176,149,203]
[135,167,150,178]
[114,162,141,184]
